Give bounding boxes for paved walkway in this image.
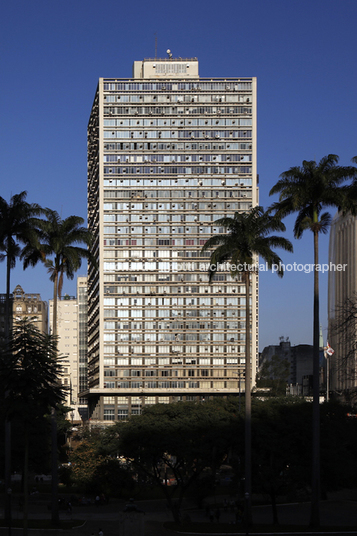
[1,493,357,535]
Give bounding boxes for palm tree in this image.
[22,208,95,336]
[0,191,42,524]
[269,154,357,527]
[201,206,293,527]
[22,208,95,524]
[0,191,42,338]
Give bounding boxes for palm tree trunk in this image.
[4,253,12,524]
[23,423,29,536]
[52,272,58,338]
[51,272,59,525]
[244,270,252,528]
[310,228,320,527]
[270,489,279,526]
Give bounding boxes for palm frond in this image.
[270,154,357,237]
[319,212,332,234]
[200,206,293,281]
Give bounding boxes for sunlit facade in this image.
[50,276,88,421]
[86,57,258,422]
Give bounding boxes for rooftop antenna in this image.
[154,33,157,59]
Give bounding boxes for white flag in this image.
[326,341,335,356]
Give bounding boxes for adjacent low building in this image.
[49,276,88,421]
[0,285,48,341]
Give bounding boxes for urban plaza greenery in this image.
[1,154,357,530]
[38,399,357,526]
[0,191,95,530]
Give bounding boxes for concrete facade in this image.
[49,276,88,421]
[86,56,258,422]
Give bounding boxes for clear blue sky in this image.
[1,0,356,351]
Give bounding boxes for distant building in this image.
[49,276,88,421]
[260,338,314,395]
[0,285,48,341]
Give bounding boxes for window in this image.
[200,381,211,388]
[118,409,129,421]
[104,409,115,421]
[146,381,157,388]
[188,381,198,388]
[132,382,142,388]
[158,381,170,388]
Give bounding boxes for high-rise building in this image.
[259,337,316,395]
[86,56,258,422]
[328,212,357,393]
[49,276,88,421]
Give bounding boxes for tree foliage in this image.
[1,319,65,416]
[0,191,42,277]
[201,205,293,280]
[67,433,135,497]
[21,208,95,335]
[251,397,357,524]
[0,318,66,533]
[107,401,240,522]
[256,354,290,395]
[22,209,94,297]
[63,398,357,527]
[0,191,43,344]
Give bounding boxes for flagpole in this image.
[326,353,329,402]
[325,342,334,402]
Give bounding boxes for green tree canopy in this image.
[107,401,239,522]
[0,191,43,338]
[0,318,66,534]
[21,209,95,335]
[1,319,65,415]
[256,354,290,395]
